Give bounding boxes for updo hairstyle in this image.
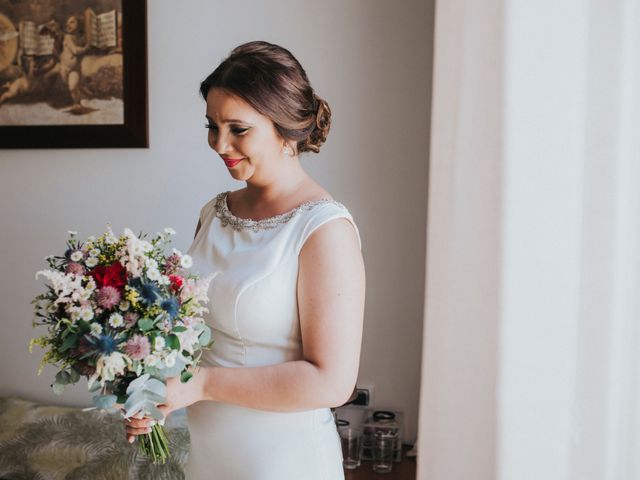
[200,41,331,154]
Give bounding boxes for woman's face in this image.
[65,16,78,33]
[205,88,289,183]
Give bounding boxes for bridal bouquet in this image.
[30,227,214,464]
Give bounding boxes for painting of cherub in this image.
[0,0,124,125]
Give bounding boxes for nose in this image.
[209,129,232,154]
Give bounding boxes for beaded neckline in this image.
[214,191,346,232]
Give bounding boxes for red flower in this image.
[91,262,127,290]
[169,274,183,293]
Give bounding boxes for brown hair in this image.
[200,41,331,154]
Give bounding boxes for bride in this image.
[125,41,365,480]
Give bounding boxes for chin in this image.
[228,164,254,181]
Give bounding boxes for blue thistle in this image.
[130,278,160,307]
[160,297,180,320]
[85,333,121,355]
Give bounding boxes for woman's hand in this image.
[124,370,206,443]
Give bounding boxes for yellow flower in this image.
[125,287,140,307]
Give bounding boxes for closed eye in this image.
[204,123,249,136]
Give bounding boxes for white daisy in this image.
[86,257,98,268]
[90,322,103,337]
[164,227,176,235]
[164,351,177,368]
[80,308,94,321]
[154,336,165,352]
[145,354,159,367]
[180,255,193,269]
[70,251,84,262]
[109,313,124,328]
[147,268,161,281]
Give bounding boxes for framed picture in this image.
[0,0,147,148]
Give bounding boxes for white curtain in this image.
[418,1,640,479]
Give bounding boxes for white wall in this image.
[0,0,433,443]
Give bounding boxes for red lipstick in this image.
[222,157,244,168]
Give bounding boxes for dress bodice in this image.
[187,191,361,369]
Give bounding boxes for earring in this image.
[283,145,294,156]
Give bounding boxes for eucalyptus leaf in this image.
[69,368,81,383]
[52,382,65,395]
[146,404,164,421]
[159,356,187,378]
[88,379,102,392]
[93,394,117,410]
[144,378,167,397]
[126,373,150,395]
[55,370,71,385]
[198,326,211,346]
[180,371,193,383]
[137,318,154,332]
[172,326,187,333]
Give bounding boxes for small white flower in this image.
[146,258,158,270]
[98,352,128,382]
[158,275,170,286]
[145,354,159,367]
[140,240,153,253]
[90,248,100,257]
[68,230,78,236]
[70,310,81,321]
[154,336,165,352]
[70,251,83,262]
[164,227,176,235]
[87,236,96,242]
[180,255,193,269]
[131,243,143,256]
[81,308,95,321]
[146,268,161,281]
[85,257,98,268]
[164,351,177,368]
[109,313,124,328]
[119,301,130,312]
[90,322,103,337]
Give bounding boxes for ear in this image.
[282,142,295,156]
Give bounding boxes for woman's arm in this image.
[127,217,364,439]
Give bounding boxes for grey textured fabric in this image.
[0,397,188,479]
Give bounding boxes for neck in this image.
[244,157,309,203]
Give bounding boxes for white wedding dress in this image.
[184,191,360,480]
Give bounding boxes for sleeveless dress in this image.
[184,191,361,480]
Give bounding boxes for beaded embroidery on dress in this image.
[184,191,361,480]
[214,190,349,232]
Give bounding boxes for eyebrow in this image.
[205,115,252,125]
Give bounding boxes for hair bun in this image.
[299,93,331,154]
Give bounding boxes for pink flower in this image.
[124,312,139,328]
[125,335,151,361]
[65,262,86,276]
[164,254,181,275]
[96,286,121,310]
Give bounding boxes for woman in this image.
[125,41,365,479]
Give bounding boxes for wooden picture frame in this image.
[0,0,148,148]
